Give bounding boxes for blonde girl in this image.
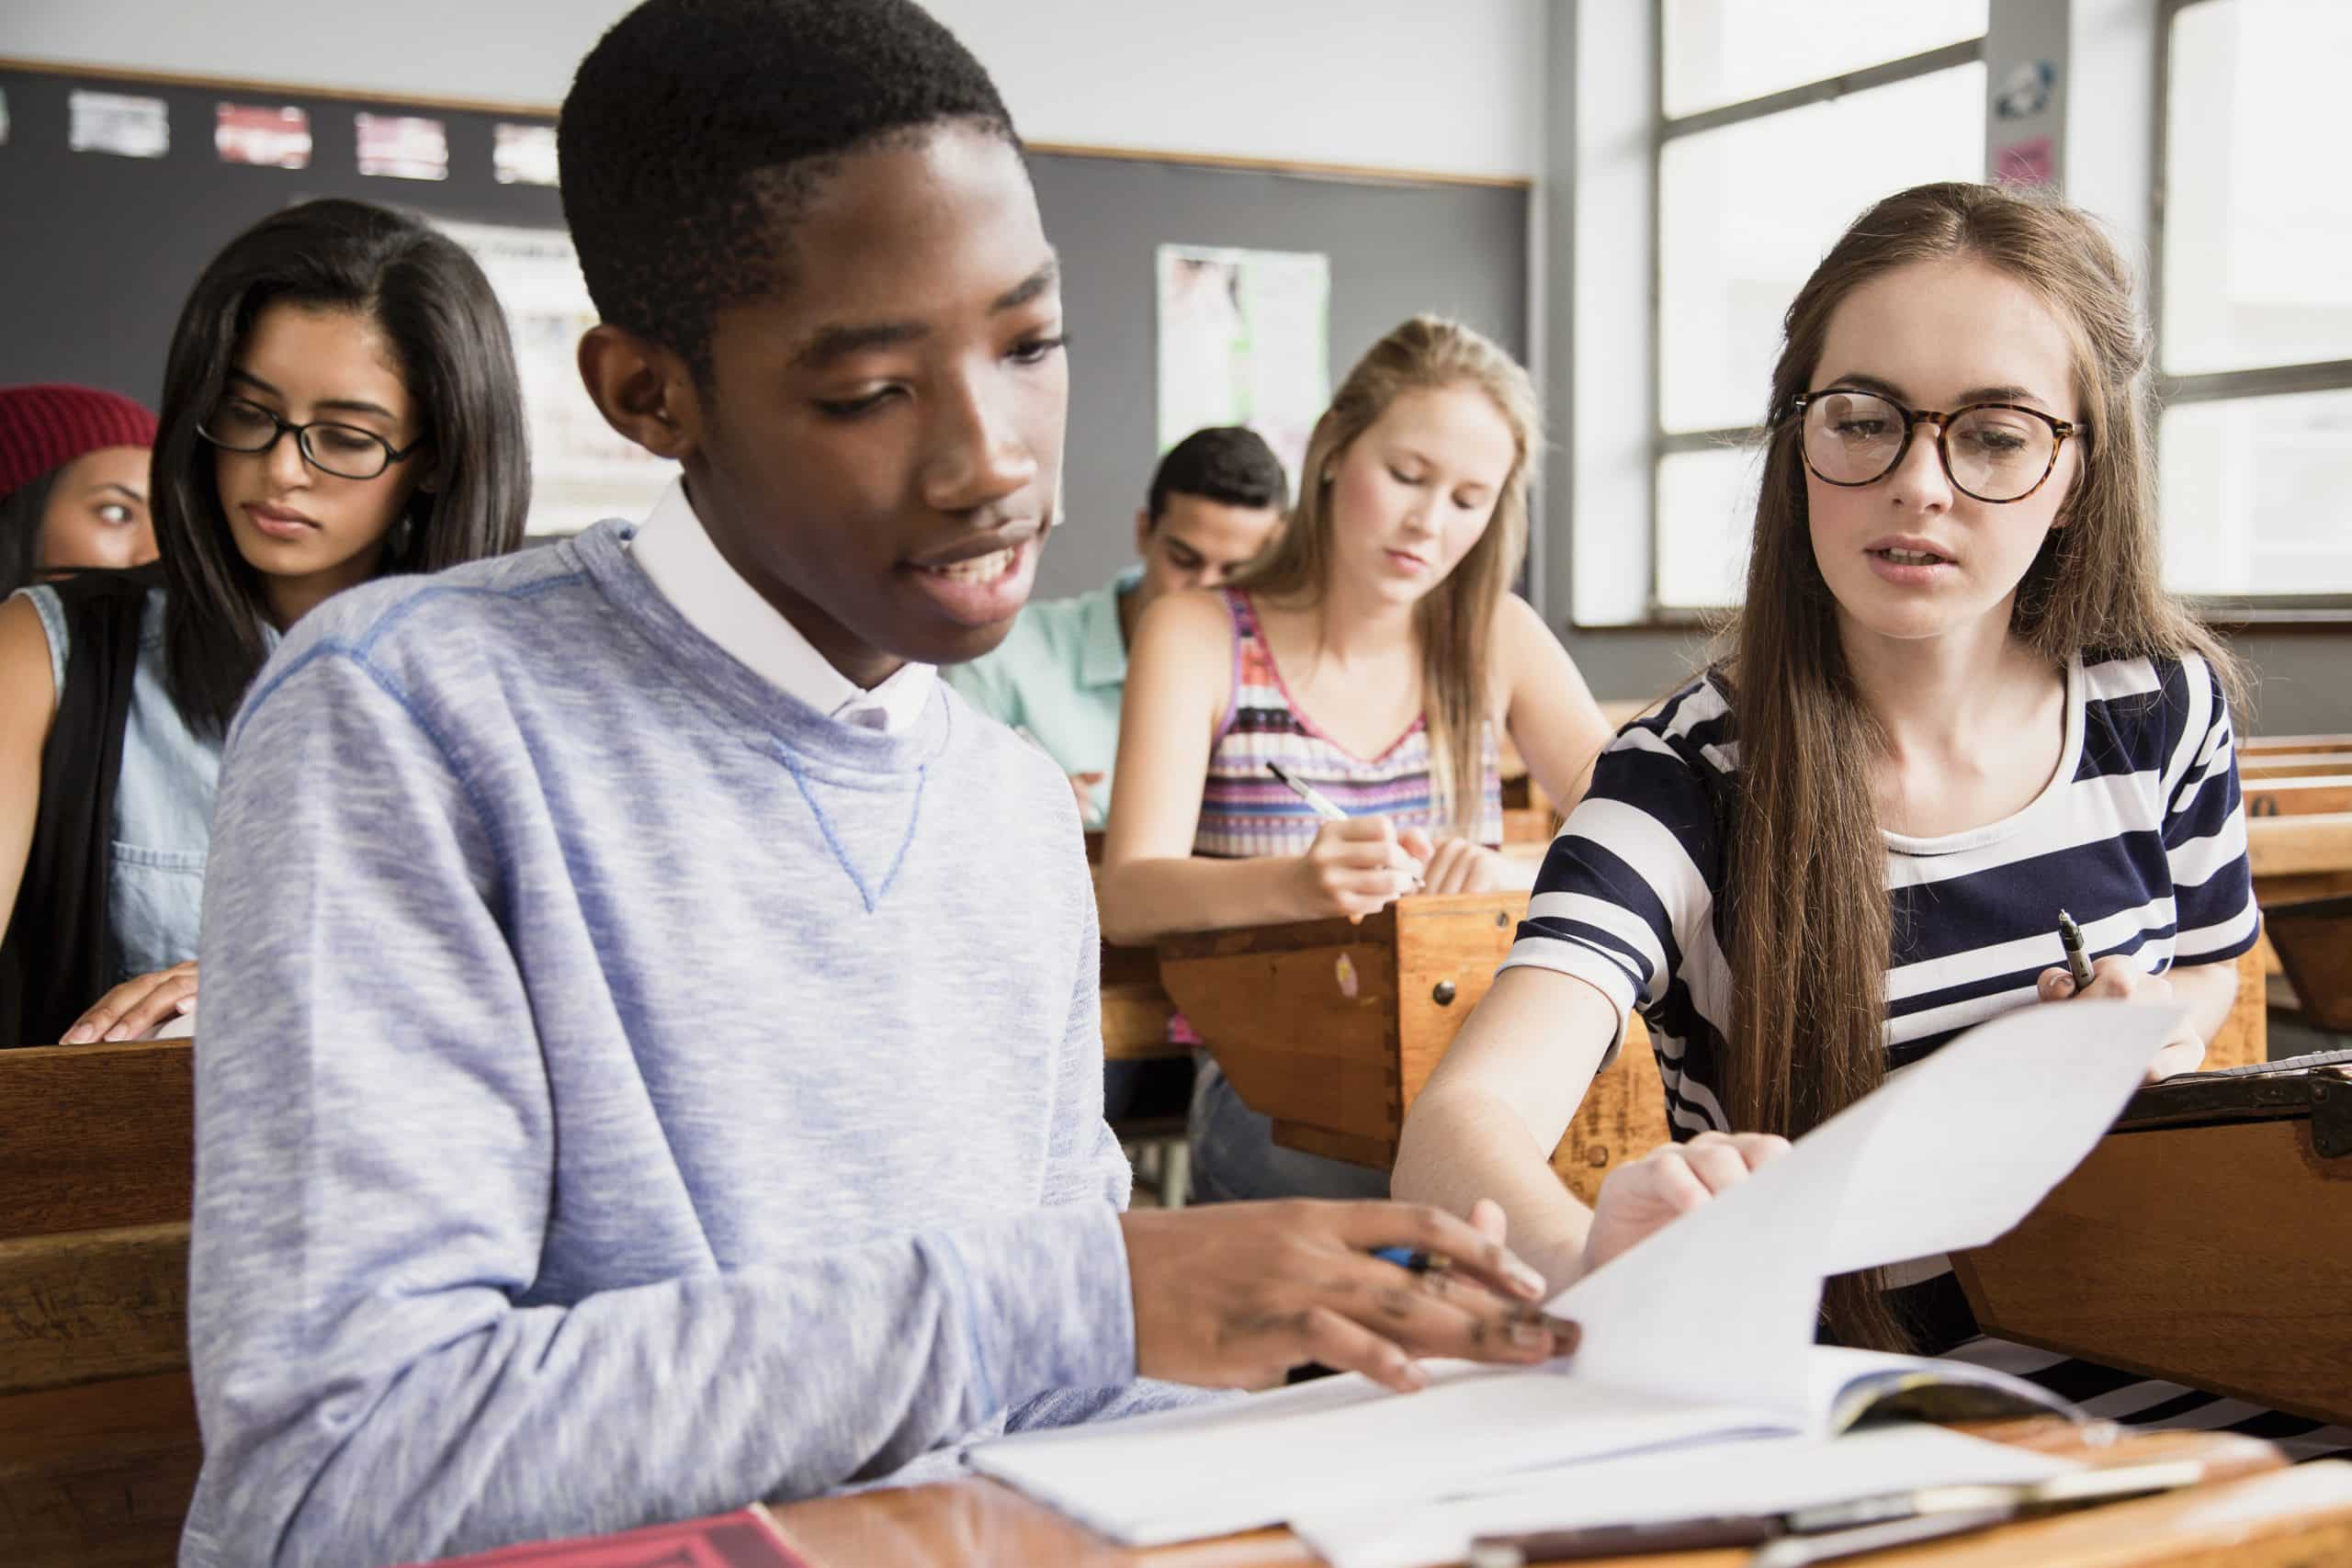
[1102,314,1614,1202]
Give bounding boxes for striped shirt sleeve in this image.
[2159,654,2259,965]
[1498,702,1726,1066]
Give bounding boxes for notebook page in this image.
[967,1360,1788,1547]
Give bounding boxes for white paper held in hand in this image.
[1550,998,2184,1416]
[967,1000,2178,1547]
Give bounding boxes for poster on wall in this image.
[356,113,448,181]
[69,90,169,159]
[492,123,560,186]
[431,219,676,536]
[1155,244,1329,490]
[215,104,311,169]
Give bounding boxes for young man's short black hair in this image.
[559,0,1017,382]
[1146,426,1291,525]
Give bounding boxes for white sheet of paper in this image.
[1548,999,2177,1416]
[1291,1425,2079,1568]
[967,1361,1786,1547]
[970,1001,2174,1547]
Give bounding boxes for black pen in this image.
[1468,1513,1775,1564]
[2057,908,2097,990]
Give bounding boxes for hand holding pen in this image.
[2037,908,2205,1080]
[1268,761,1430,921]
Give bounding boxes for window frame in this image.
[2152,0,2352,623]
[1646,17,1989,622]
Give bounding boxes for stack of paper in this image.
[968,1000,2177,1548]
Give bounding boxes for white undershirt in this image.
[628,479,935,735]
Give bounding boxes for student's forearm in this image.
[192,1201,1136,1566]
[1392,1084,1596,1294]
[1095,854,1309,946]
[2172,958,2241,1046]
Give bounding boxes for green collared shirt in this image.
[944,567,1141,829]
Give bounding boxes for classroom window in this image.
[1651,9,1989,614]
[2154,0,2352,604]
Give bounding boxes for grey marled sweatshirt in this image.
[181,522,1188,1567]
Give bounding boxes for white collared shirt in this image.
[628,480,936,735]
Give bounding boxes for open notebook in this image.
[968,999,2181,1547]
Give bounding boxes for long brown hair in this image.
[1720,182,2241,1349]
[1234,316,1542,831]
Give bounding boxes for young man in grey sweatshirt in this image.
[178,2,1574,1564]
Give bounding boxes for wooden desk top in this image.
[762,1423,2352,1568]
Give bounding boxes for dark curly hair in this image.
[1145,426,1291,525]
[559,0,1019,384]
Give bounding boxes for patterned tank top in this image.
[1193,590,1504,858]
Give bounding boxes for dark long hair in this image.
[153,197,529,733]
[0,470,61,600]
[1716,182,2240,1351]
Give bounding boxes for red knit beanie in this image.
[0,384,160,504]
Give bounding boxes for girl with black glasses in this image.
[0,197,528,1046]
[1397,182,2345,1456]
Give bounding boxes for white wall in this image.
[2,0,1547,179]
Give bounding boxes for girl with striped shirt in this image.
[1396,183,2349,1458]
[1098,316,1614,1202]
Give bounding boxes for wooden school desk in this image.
[1154,891,1670,1204]
[760,1424,2352,1568]
[1960,1051,2352,1427]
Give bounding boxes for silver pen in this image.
[1264,760,1349,821]
[1265,761,1424,893]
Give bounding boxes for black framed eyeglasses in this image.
[1791,389,2083,504]
[197,398,426,481]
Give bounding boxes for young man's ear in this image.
[1134,505,1155,555]
[577,324,703,463]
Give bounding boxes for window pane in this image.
[2162,0,2352,374]
[1664,0,1986,118]
[2160,389,2352,596]
[1657,444,1763,610]
[1660,64,1985,434]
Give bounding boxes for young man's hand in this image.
[1120,1199,1577,1393]
[1065,771,1107,827]
[1577,1130,1790,1278]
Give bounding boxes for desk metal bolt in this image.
[1432,980,1457,1006]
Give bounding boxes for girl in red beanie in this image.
[0,199,530,1046]
[0,384,161,596]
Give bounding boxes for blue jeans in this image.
[1186,1058,1391,1204]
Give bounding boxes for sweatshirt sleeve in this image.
[182,646,1138,1568]
[1044,833,1136,1213]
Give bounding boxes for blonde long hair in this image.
[1720,182,2242,1350]
[1234,315,1543,832]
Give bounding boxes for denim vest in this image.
[22,584,277,983]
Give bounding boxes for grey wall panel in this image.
[1028,153,1526,598]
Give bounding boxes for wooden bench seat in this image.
[0,1040,200,1568]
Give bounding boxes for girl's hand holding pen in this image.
[1295,816,1431,921]
[2035,955,2205,1080]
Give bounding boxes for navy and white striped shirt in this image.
[1503,652,2258,1140]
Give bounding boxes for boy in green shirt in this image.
[947,426,1285,829]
